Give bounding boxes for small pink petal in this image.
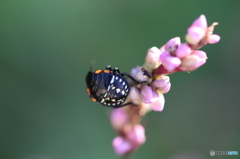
[151,78,168,88]
[161,82,171,94]
[186,26,205,45]
[111,108,128,130]
[191,14,208,29]
[127,124,146,146]
[112,137,132,156]
[129,87,141,105]
[140,85,158,104]
[165,37,181,53]
[159,51,171,63]
[176,43,192,59]
[208,34,221,44]
[163,56,181,72]
[150,93,165,111]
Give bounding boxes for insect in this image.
[86,65,146,108]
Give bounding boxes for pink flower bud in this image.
[151,76,169,88]
[151,77,171,93]
[112,137,132,156]
[181,53,206,71]
[129,87,141,105]
[208,34,221,44]
[140,85,158,104]
[176,43,192,59]
[150,92,165,111]
[191,14,207,29]
[145,47,161,70]
[191,50,207,66]
[159,51,171,63]
[127,124,146,146]
[161,82,171,94]
[111,108,128,130]
[163,56,181,72]
[165,37,181,53]
[186,26,205,45]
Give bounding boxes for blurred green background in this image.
[1,0,240,159]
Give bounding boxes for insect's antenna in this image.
[90,60,96,71]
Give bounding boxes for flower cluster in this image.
[111,15,220,157]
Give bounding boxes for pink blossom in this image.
[127,124,146,146]
[145,47,161,70]
[191,14,208,29]
[151,76,171,94]
[165,37,181,53]
[186,26,205,45]
[129,87,141,105]
[140,85,159,104]
[208,34,221,44]
[112,137,132,156]
[150,92,165,111]
[111,108,128,130]
[176,43,192,59]
[180,50,207,71]
[162,56,181,72]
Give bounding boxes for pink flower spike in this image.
[176,43,192,59]
[208,34,221,44]
[165,37,181,53]
[140,85,158,104]
[111,108,128,130]
[159,51,171,63]
[150,92,165,111]
[186,26,205,45]
[163,56,181,72]
[127,124,146,146]
[191,14,207,29]
[112,137,132,156]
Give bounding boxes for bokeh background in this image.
[1,0,240,159]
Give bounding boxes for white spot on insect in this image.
[122,82,125,85]
[107,86,111,91]
[126,89,129,92]
[103,102,107,105]
[110,75,115,84]
[104,93,108,97]
[101,99,105,103]
[105,97,110,101]
[117,102,120,105]
[112,86,116,90]
[111,99,116,102]
[108,103,111,106]
[119,78,122,82]
[121,90,125,95]
[116,76,118,80]
[116,88,121,93]
[125,85,128,89]
[112,103,116,106]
